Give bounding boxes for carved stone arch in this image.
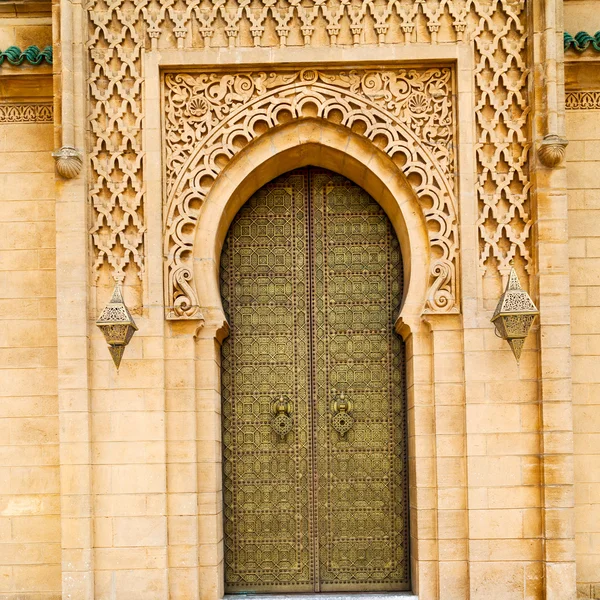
[163,66,459,320]
[192,120,432,334]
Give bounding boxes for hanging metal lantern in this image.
[491,267,539,363]
[96,284,138,369]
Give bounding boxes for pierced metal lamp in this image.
[491,267,539,363]
[96,284,138,369]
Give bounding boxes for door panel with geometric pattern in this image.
[221,167,409,594]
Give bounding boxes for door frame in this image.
[190,119,452,598]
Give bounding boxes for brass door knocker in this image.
[331,392,354,438]
[271,396,293,439]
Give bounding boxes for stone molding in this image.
[87,0,531,298]
[163,66,458,319]
[566,91,600,110]
[0,102,53,122]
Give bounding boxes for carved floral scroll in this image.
[163,67,457,319]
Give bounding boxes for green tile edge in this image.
[0,45,53,66]
[564,31,600,53]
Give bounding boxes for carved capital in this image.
[52,145,83,179]
[537,134,569,168]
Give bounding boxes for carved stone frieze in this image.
[566,91,600,111]
[0,102,52,123]
[163,67,458,319]
[87,0,531,301]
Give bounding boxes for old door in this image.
[221,167,409,594]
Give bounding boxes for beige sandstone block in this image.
[10,514,59,543]
[112,464,166,494]
[111,568,168,600]
[112,516,167,547]
[0,125,54,153]
[469,539,542,562]
[167,493,197,516]
[488,486,541,509]
[198,564,223,600]
[438,539,468,561]
[468,456,522,487]
[545,561,577,600]
[437,510,467,540]
[467,404,521,434]
[436,434,466,457]
[436,406,465,435]
[469,509,523,539]
[169,567,200,599]
[167,463,197,494]
[469,562,524,600]
[9,466,59,494]
[0,566,13,593]
[12,564,61,592]
[486,380,539,404]
[168,544,198,569]
[167,440,197,463]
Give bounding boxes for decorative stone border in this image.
[566,91,600,110]
[0,102,53,123]
[88,0,531,300]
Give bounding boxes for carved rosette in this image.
[163,67,459,319]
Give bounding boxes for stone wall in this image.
[566,108,600,600]
[0,119,60,596]
[564,1,600,596]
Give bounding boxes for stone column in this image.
[531,1,577,598]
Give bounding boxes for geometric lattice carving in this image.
[87,0,530,297]
[473,2,531,278]
[88,0,146,283]
[164,67,458,318]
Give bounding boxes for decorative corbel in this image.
[537,134,569,168]
[52,146,83,179]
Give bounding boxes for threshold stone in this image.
[225,594,418,600]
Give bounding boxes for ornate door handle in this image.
[331,392,354,437]
[271,396,293,439]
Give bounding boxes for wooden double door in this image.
[220,167,409,593]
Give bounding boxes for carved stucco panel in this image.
[163,67,458,319]
[87,0,530,305]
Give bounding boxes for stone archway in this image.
[162,66,459,322]
[191,119,431,334]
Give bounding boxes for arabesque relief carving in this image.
[566,91,600,110]
[87,0,530,303]
[0,103,53,123]
[163,67,458,318]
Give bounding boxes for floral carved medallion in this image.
[163,66,459,319]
